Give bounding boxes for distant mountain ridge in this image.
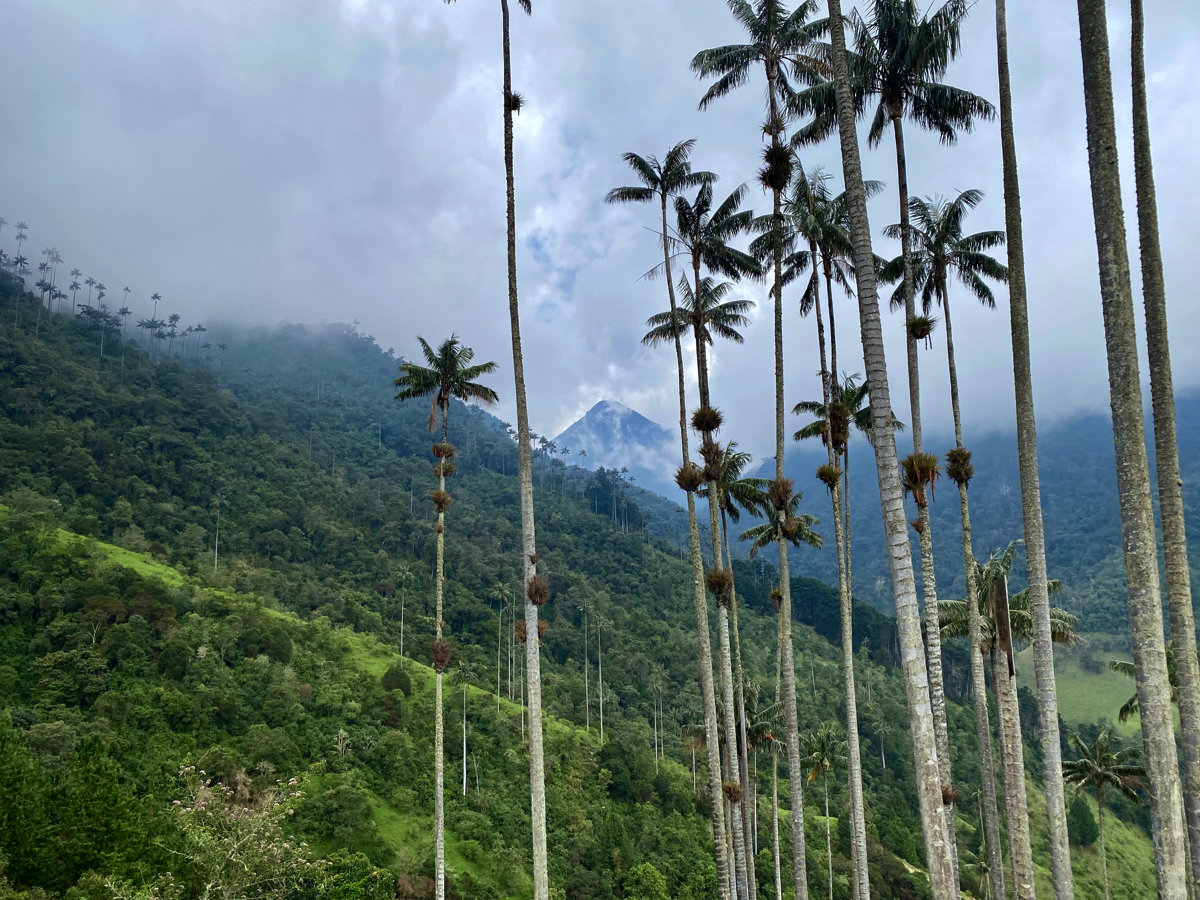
[548,390,1200,630]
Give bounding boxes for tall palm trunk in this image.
[994,3,1076,895]
[944,289,1008,900]
[724,513,759,900]
[1098,792,1110,900]
[991,587,1036,899]
[462,680,468,796]
[500,4,548,897]
[767,59,809,900]
[772,753,783,900]
[824,775,833,900]
[823,3,954,896]
[1131,0,1200,888]
[890,115,957,881]
[693,264,751,900]
[1076,3,1188,896]
[662,194,732,898]
[433,412,450,900]
[816,267,869,900]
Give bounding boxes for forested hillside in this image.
[0,278,1157,899]
[758,395,1200,631]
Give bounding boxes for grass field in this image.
[1016,633,1140,736]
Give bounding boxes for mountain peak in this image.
[552,400,677,497]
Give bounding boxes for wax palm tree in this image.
[804,7,996,878]
[815,0,956,894]
[990,1,1064,871]
[670,178,759,900]
[787,362,869,895]
[1076,2,1188,895]
[1129,1,1200,887]
[439,2,551,892]
[395,334,498,900]
[883,186,1014,897]
[801,722,847,900]
[453,659,479,796]
[1062,727,1146,900]
[693,7,829,893]
[617,141,736,892]
[211,495,229,574]
[701,442,771,887]
[647,264,756,898]
[69,276,82,315]
[13,224,27,274]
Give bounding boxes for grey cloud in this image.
[1,0,1196,466]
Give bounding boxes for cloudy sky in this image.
[2,0,1197,462]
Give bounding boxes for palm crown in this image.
[880,188,1008,314]
[394,335,500,437]
[1062,726,1146,804]
[794,0,995,146]
[939,541,1082,652]
[604,139,714,216]
[643,277,755,351]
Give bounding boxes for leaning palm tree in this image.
[1129,0,1200,886]
[395,334,499,900]
[616,141,735,893]
[815,0,955,894]
[1062,728,1147,900]
[801,722,848,900]
[692,6,826,894]
[442,2,549,895]
[648,271,756,898]
[1075,2,1189,895]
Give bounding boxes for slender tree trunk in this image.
[497,602,503,713]
[500,4,548,895]
[773,754,783,900]
[816,264,869,900]
[767,59,809,900]
[462,683,468,796]
[1076,4,1188,896]
[945,289,1008,900]
[1131,0,1200,888]
[892,117,958,884]
[994,3,1076,895]
[1099,795,1110,900]
[662,194,732,898]
[972,641,1007,900]
[598,622,604,745]
[434,414,450,900]
[583,607,590,731]
[823,5,954,897]
[694,275,750,900]
[824,261,839,386]
[725,514,759,900]
[992,632,1035,899]
[824,776,833,900]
